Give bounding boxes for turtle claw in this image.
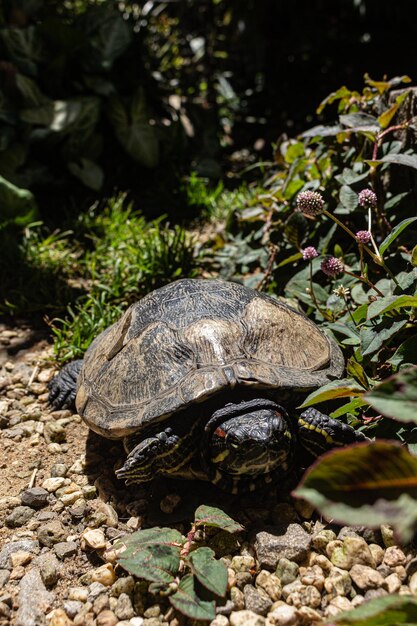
[48,360,83,410]
[297,407,369,457]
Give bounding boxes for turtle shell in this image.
[76,279,344,439]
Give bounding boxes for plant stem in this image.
[309,263,330,320]
[344,270,384,297]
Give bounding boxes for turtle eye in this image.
[227,434,240,449]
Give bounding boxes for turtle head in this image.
[203,398,295,488]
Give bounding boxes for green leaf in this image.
[379,217,417,255]
[115,527,183,583]
[294,441,417,543]
[367,294,417,319]
[299,378,366,408]
[169,574,216,621]
[325,593,417,625]
[0,175,38,228]
[330,397,368,419]
[188,547,227,597]
[360,319,407,357]
[346,357,369,389]
[378,89,410,129]
[364,367,417,423]
[379,153,417,171]
[339,185,359,212]
[68,158,104,190]
[340,112,379,130]
[388,336,417,370]
[284,212,308,248]
[107,89,159,168]
[194,505,243,534]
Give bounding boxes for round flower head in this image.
[356,230,372,244]
[321,256,344,277]
[296,191,325,217]
[302,246,319,261]
[358,189,377,209]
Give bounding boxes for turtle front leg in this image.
[297,407,369,457]
[48,359,83,410]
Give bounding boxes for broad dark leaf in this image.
[379,153,417,171]
[365,367,417,423]
[169,574,216,621]
[115,527,183,583]
[388,336,417,370]
[188,547,227,597]
[325,592,417,625]
[194,505,243,533]
[366,294,417,319]
[379,217,417,255]
[300,378,366,408]
[360,319,407,357]
[294,441,417,542]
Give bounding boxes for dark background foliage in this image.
[1,0,417,225]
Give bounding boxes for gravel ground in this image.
[1,323,417,626]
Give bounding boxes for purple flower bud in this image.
[358,189,377,209]
[356,230,372,244]
[296,191,325,217]
[321,257,344,277]
[302,246,319,260]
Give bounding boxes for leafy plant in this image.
[115,505,243,622]
[325,594,417,626]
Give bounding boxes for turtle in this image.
[49,278,367,493]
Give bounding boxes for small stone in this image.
[54,541,78,560]
[88,581,107,602]
[93,593,110,615]
[82,485,97,500]
[324,567,352,597]
[255,570,282,602]
[383,546,406,568]
[82,528,107,550]
[325,596,353,617]
[368,543,384,566]
[38,520,67,547]
[90,501,119,528]
[330,536,375,570]
[275,559,299,586]
[42,477,66,492]
[0,539,39,568]
[68,587,89,602]
[130,619,144,626]
[364,588,389,601]
[312,529,336,552]
[10,550,32,567]
[115,592,135,620]
[285,584,321,609]
[0,569,10,587]
[211,616,229,626]
[60,491,84,506]
[44,421,67,443]
[265,602,298,625]
[63,601,83,619]
[47,608,73,626]
[15,567,54,626]
[230,555,256,573]
[5,505,34,528]
[92,563,117,586]
[350,564,387,590]
[0,496,21,511]
[230,586,245,611]
[299,565,325,591]
[385,573,402,594]
[50,463,68,477]
[380,524,395,548]
[20,487,49,509]
[244,584,272,616]
[96,609,118,626]
[229,610,265,626]
[409,571,417,594]
[110,576,135,597]
[10,565,26,580]
[255,525,311,570]
[143,605,160,618]
[0,602,11,620]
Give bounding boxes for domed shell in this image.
[75,279,344,439]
